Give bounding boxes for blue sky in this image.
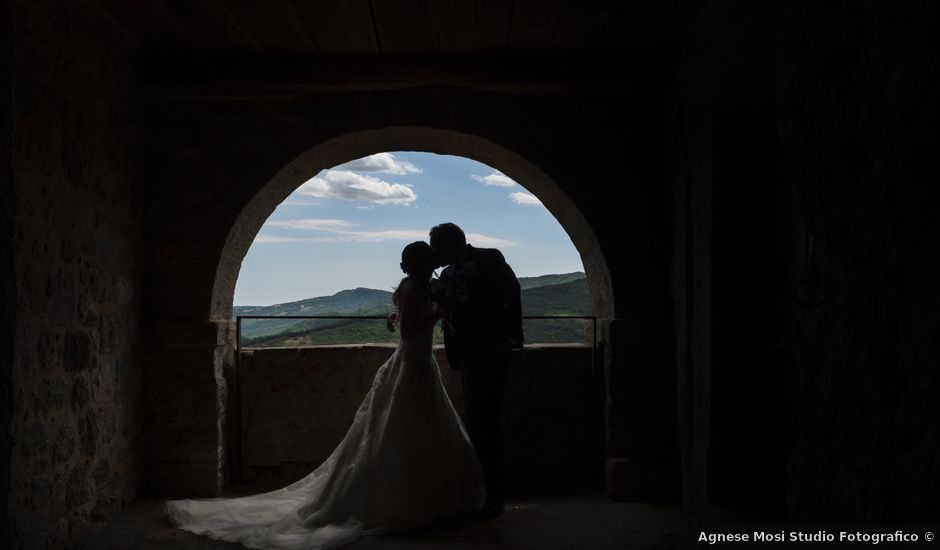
[233,152,584,306]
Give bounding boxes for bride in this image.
[165,241,486,549]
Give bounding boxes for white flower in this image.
[430,274,470,305]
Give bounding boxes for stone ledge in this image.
[237,344,598,493]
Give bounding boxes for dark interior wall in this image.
[1,1,16,547]
[675,0,940,528]
[707,97,800,518]
[670,0,802,525]
[778,1,940,523]
[8,0,147,547]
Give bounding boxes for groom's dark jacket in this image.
[440,245,523,369]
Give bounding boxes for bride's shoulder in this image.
[394,280,433,315]
[393,277,426,302]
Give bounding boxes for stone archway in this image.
[213,126,617,493]
[150,125,624,498]
[210,126,614,322]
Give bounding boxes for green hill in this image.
[520,277,592,345]
[235,287,393,338]
[243,318,406,348]
[518,271,586,290]
[521,277,591,316]
[237,273,591,347]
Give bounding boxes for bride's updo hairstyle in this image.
[400,241,438,281]
[394,242,438,306]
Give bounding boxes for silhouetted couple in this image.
[165,222,523,550]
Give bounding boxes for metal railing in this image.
[231,314,597,484]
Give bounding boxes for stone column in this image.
[146,320,235,496]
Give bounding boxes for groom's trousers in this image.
[458,347,511,505]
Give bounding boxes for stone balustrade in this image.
[236,344,602,496]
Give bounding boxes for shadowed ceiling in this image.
[93,0,703,56]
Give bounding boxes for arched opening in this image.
[211,126,613,323]
[204,127,616,496]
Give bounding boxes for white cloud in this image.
[297,170,416,205]
[337,230,428,242]
[254,220,515,246]
[279,199,319,206]
[266,219,355,231]
[466,233,516,247]
[328,230,516,246]
[253,234,323,244]
[471,171,516,187]
[334,153,422,175]
[509,191,544,206]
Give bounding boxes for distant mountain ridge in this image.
[235,271,589,345]
[518,272,586,290]
[234,287,394,316]
[234,287,394,338]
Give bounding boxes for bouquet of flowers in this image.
[429,261,475,332]
[429,276,468,307]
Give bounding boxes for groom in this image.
[429,222,523,519]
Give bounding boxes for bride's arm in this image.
[398,281,441,340]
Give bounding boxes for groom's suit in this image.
[440,244,523,506]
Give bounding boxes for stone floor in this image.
[73,492,683,550]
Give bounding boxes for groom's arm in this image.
[493,250,524,348]
[442,316,461,370]
[439,265,461,369]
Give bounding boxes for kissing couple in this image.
[165,222,524,550]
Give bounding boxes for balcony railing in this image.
[231,314,598,484]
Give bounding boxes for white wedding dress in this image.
[164,295,486,549]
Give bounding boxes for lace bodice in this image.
[395,288,436,355]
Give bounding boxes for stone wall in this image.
[7,1,147,547]
[238,345,601,496]
[1,2,16,547]
[147,320,235,497]
[670,1,789,526]
[777,1,940,523]
[673,0,940,528]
